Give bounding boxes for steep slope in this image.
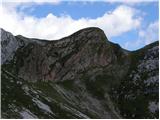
[1,28,159,118]
[111,41,159,118]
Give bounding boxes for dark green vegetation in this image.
[1,27,159,118]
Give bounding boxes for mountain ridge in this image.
[1,27,159,118]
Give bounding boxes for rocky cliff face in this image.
[1,28,20,64]
[1,28,159,119]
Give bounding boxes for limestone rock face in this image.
[3,27,128,82]
[1,27,159,119]
[1,28,20,64]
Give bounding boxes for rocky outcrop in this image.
[110,42,159,118]
[1,28,20,64]
[2,27,129,82]
[1,27,159,119]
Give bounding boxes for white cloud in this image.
[124,21,159,50]
[2,0,60,4]
[0,3,141,40]
[139,21,159,44]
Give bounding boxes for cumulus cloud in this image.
[139,21,159,44]
[0,3,141,40]
[124,21,159,50]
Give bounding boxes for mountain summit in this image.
[1,28,159,119]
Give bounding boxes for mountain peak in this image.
[1,27,159,119]
[74,27,105,34]
[70,27,108,43]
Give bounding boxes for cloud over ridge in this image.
[0,3,141,40]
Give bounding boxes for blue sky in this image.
[1,0,159,50]
[17,1,158,21]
